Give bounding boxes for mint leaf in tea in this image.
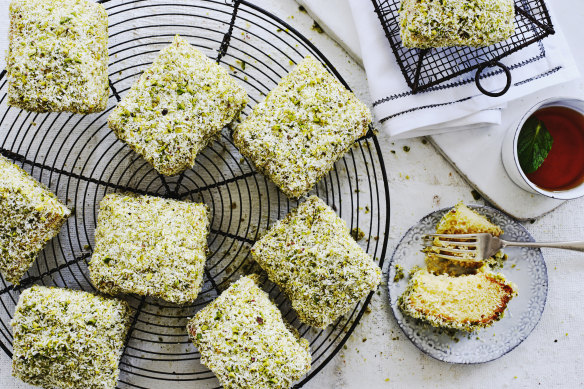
[517,116,554,174]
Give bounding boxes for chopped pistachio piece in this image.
[0,155,70,285]
[251,196,381,328]
[89,193,209,304]
[399,0,515,48]
[187,275,312,389]
[7,0,109,113]
[11,285,131,389]
[233,56,371,198]
[393,264,405,282]
[108,35,248,176]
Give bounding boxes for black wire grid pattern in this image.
[0,0,390,388]
[371,0,555,93]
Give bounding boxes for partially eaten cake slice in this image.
[426,202,506,275]
[436,202,503,236]
[399,268,517,332]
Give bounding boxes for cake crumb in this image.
[351,227,365,241]
[312,21,324,33]
[393,264,405,282]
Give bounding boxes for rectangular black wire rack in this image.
[371,0,555,95]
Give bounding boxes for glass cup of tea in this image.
[502,97,584,200]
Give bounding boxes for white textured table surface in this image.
[1,1,584,388]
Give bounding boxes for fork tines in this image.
[422,234,479,247]
[423,233,479,240]
[421,233,480,262]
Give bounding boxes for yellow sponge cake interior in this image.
[436,202,503,236]
[399,268,517,332]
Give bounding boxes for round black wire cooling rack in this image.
[0,0,390,387]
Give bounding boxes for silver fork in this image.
[422,233,584,262]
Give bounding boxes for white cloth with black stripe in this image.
[348,0,580,139]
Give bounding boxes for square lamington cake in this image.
[251,196,381,328]
[0,155,70,285]
[187,275,311,389]
[7,0,109,113]
[399,0,515,48]
[108,35,248,176]
[89,193,209,304]
[11,285,131,389]
[233,56,371,198]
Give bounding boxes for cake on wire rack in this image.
[0,0,391,387]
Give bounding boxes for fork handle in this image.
[501,240,584,252]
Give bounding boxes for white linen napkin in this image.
[347,0,580,139]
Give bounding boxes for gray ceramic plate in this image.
[388,205,548,364]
